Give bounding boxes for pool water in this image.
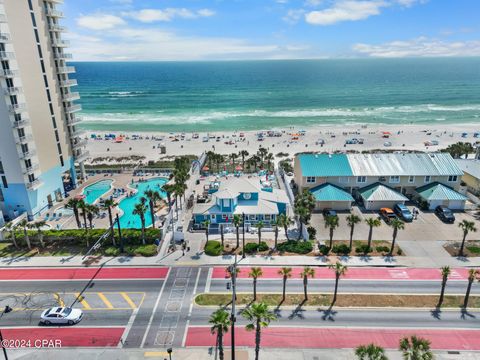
[83,179,114,204]
[119,177,168,229]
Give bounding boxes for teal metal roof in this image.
[298,154,353,177]
[416,182,468,201]
[359,183,408,202]
[309,183,354,202]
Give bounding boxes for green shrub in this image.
[355,244,372,255]
[133,244,158,257]
[318,244,330,255]
[396,248,403,256]
[375,246,390,254]
[466,246,480,254]
[104,247,120,257]
[258,242,269,252]
[277,240,313,254]
[205,241,222,256]
[307,226,317,240]
[332,244,351,255]
[244,242,259,254]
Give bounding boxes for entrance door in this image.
[47,194,53,208]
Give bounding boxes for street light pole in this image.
[0,305,12,360]
[230,254,237,360]
[242,213,245,259]
[116,213,124,253]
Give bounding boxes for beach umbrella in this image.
[202,166,209,171]
[235,165,243,171]
[382,131,392,135]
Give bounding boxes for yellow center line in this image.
[97,292,114,309]
[144,352,169,357]
[121,292,137,309]
[53,293,65,307]
[75,292,92,310]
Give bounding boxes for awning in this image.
[416,182,468,201]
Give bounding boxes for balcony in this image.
[22,163,40,174]
[63,92,80,102]
[72,139,88,149]
[12,117,30,128]
[48,24,67,32]
[26,178,43,191]
[51,39,70,48]
[19,149,37,159]
[70,129,85,138]
[60,79,78,87]
[0,33,10,42]
[9,103,27,113]
[45,9,63,18]
[65,104,82,113]
[0,51,14,60]
[15,134,34,145]
[44,0,64,4]
[0,69,18,77]
[54,52,72,60]
[4,86,22,95]
[57,66,75,74]
[74,150,90,163]
[66,116,82,126]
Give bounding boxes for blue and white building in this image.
[193,178,289,230]
[0,0,87,221]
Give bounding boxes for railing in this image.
[9,103,27,112]
[51,39,70,47]
[48,24,67,32]
[0,69,18,77]
[57,66,75,74]
[12,118,30,128]
[19,149,37,159]
[15,134,34,144]
[66,116,82,125]
[65,104,82,113]
[60,79,77,87]
[22,163,40,174]
[0,15,6,24]
[63,92,80,101]
[54,52,72,59]
[72,138,87,149]
[70,129,85,138]
[44,0,64,4]
[0,51,14,60]
[45,9,63,17]
[4,86,22,95]
[25,178,43,190]
[74,150,90,163]
[0,33,10,42]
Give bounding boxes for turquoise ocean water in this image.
[73,58,480,132]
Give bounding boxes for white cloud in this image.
[124,8,215,23]
[77,14,125,30]
[305,0,386,25]
[353,37,480,57]
[283,9,305,24]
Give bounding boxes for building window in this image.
[448,175,458,182]
[424,176,431,183]
[222,214,228,220]
[389,176,400,184]
[339,177,350,183]
[210,214,215,220]
[223,199,229,207]
[1,176,7,188]
[248,214,257,221]
[357,176,367,183]
[0,161,4,174]
[306,176,316,183]
[408,176,415,183]
[264,214,272,221]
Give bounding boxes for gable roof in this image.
[416,182,468,201]
[297,154,353,177]
[359,183,408,202]
[456,159,480,180]
[309,183,354,202]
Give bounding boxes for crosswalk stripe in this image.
[98,292,114,309]
[75,292,92,310]
[121,292,137,309]
[53,293,65,307]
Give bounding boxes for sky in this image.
[60,0,480,61]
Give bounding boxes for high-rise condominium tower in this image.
[0,0,87,221]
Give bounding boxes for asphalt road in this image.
[209,278,480,295]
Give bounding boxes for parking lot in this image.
[310,205,480,243]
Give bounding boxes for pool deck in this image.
[44,173,169,230]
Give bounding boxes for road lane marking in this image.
[182,268,201,348]
[75,292,92,310]
[144,352,169,357]
[53,293,65,307]
[205,267,213,293]
[121,292,137,309]
[118,307,140,348]
[98,292,114,309]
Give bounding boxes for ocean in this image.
[73,58,480,132]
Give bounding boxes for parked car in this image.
[435,205,455,223]
[379,208,397,223]
[393,204,413,222]
[323,209,337,218]
[40,307,83,325]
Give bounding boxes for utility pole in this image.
[242,213,246,259]
[229,254,238,360]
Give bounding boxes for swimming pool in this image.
[83,179,114,204]
[119,177,168,229]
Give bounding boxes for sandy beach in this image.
[84,123,480,164]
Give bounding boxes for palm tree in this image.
[300,266,315,301]
[220,223,224,247]
[265,153,274,172]
[233,214,242,249]
[389,218,405,256]
[249,267,263,301]
[86,204,99,229]
[77,199,88,229]
[295,189,315,240]
[355,344,388,360]
[144,189,161,229]
[242,302,277,360]
[324,215,339,249]
[209,308,230,360]
[278,267,292,301]
[346,214,361,250]
[17,219,31,250]
[161,183,175,211]
[4,222,19,249]
[463,268,479,308]
[32,221,46,248]
[203,219,211,243]
[239,150,249,170]
[365,217,381,251]
[255,221,264,246]
[399,335,433,360]
[458,220,477,257]
[277,213,292,240]
[250,155,261,172]
[437,266,451,308]
[230,153,238,170]
[102,199,117,246]
[273,216,281,249]
[328,262,348,305]
[133,200,148,245]
[65,198,82,228]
